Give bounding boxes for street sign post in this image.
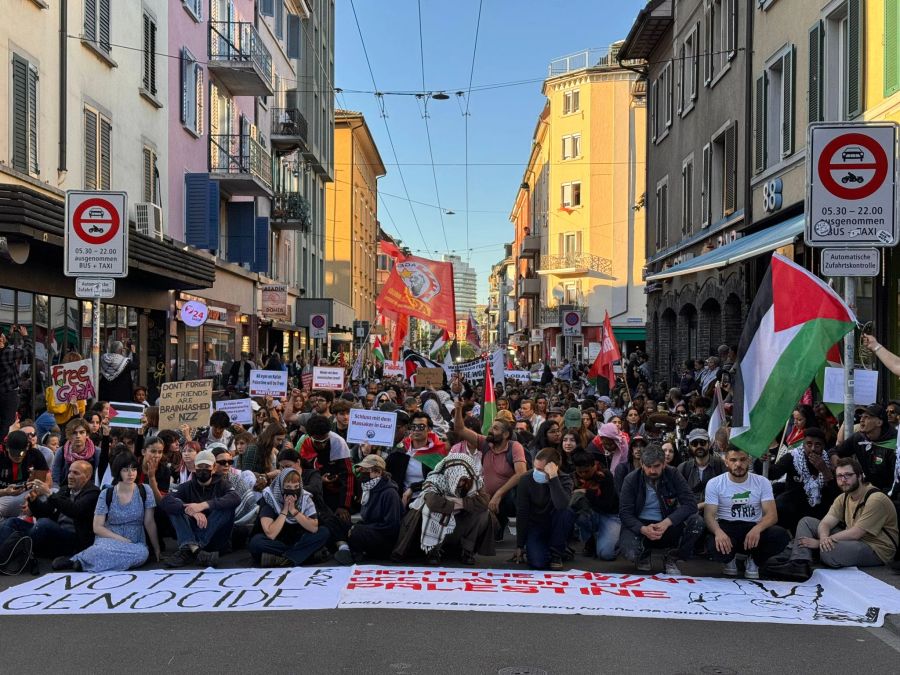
[75,278,116,299]
[806,122,899,437]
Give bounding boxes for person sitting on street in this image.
[161,450,239,568]
[335,455,404,565]
[834,404,896,493]
[513,448,574,570]
[297,415,354,526]
[49,418,98,488]
[57,452,160,572]
[388,410,449,507]
[676,428,726,512]
[0,429,50,519]
[248,467,328,567]
[769,427,838,532]
[571,449,620,560]
[209,442,258,547]
[613,435,647,493]
[765,457,899,580]
[618,443,702,575]
[704,446,790,579]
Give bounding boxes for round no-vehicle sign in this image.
[806,123,898,247]
[64,191,129,277]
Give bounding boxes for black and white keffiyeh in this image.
[791,448,825,507]
[410,453,481,553]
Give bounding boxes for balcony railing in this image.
[518,277,540,297]
[208,21,273,95]
[540,303,586,326]
[540,252,613,277]
[271,108,308,150]
[272,191,311,231]
[209,134,273,191]
[519,234,540,258]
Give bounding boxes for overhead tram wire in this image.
[417,0,450,251]
[349,0,429,252]
[463,0,484,260]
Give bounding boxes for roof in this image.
[617,0,673,62]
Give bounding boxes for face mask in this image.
[357,471,371,482]
[194,469,212,482]
[533,469,549,484]
[282,488,301,498]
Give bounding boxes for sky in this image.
[334,0,647,303]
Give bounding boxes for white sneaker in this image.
[744,558,760,579]
[723,559,739,576]
[663,555,682,576]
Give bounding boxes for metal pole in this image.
[843,276,856,439]
[91,296,101,395]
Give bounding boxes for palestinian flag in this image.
[481,357,497,435]
[731,254,855,457]
[108,402,145,429]
[429,328,450,357]
[372,337,385,363]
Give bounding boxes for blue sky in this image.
[334,0,647,302]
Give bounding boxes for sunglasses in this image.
[690,440,708,447]
[216,459,234,466]
[409,424,428,431]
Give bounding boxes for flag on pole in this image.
[372,336,385,363]
[466,310,482,349]
[392,313,409,363]
[108,402,145,429]
[376,255,457,334]
[449,338,460,362]
[708,382,726,439]
[481,357,497,435]
[588,311,621,390]
[429,328,450,357]
[350,345,364,382]
[730,254,856,457]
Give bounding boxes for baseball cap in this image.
[597,396,613,405]
[563,407,582,429]
[548,406,565,415]
[356,455,386,471]
[5,430,28,455]
[194,450,216,467]
[861,404,888,424]
[687,428,710,443]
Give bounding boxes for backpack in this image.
[505,440,533,470]
[0,531,34,576]
[105,483,147,509]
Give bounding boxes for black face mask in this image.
[357,471,371,483]
[194,469,212,482]
[282,488,301,498]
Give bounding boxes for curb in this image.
[884,613,900,639]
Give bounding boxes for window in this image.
[755,46,794,173]
[680,25,699,115]
[812,0,864,121]
[142,146,158,204]
[11,54,39,176]
[561,181,581,207]
[650,79,659,142]
[142,12,158,96]
[709,122,737,224]
[563,233,578,257]
[562,134,581,160]
[180,48,203,135]
[885,0,900,97]
[182,0,202,21]
[563,89,580,114]
[701,143,711,227]
[705,0,737,86]
[83,106,111,190]
[655,176,669,249]
[651,64,673,142]
[681,156,694,236]
[84,0,111,54]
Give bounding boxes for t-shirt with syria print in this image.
[704,472,773,523]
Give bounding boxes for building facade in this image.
[444,254,478,320]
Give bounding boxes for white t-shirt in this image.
[704,472,774,523]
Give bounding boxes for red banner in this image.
[589,311,621,389]
[376,255,457,334]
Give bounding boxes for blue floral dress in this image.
[72,484,155,572]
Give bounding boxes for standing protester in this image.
[0,324,31,436]
[98,340,138,403]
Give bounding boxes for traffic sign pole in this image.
[843,280,856,440]
[92,295,101,396]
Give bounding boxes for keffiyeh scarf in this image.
[262,467,303,524]
[360,476,381,506]
[410,453,480,553]
[791,448,826,507]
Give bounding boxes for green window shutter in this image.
[27,64,38,174]
[782,47,795,158]
[11,55,28,174]
[753,74,766,174]
[847,0,864,118]
[808,22,824,123]
[725,123,738,215]
[885,0,899,96]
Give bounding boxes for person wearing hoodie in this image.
[590,423,629,473]
[160,450,239,568]
[98,340,139,403]
[335,454,404,564]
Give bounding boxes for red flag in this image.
[466,310,481,349]
[589,311,621,389]
[379,239,406,261]
[392,313,409,362]
[376,255,457,335]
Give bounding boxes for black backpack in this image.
[0,531,34,575]
[505,440,534,470]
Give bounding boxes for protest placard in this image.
[312,366,345,391]
[215,398,253,425]
[50,358,95,403]
[261,284,289,320]
[415,367,444,388]
[249,370,289,398]
[382,360,405,378]
[505,370,531,383]
[159,379,212,430]
[347,409,398,446]
[823,367,879,405]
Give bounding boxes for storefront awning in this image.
[613,326,646,342]
[645,215,804,281]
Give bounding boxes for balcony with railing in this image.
[519,234,540,258]
[539,303,586,327]
[518,276,540,298]
[271,108,308,153]
[209,134,273,196]
[538,252,615,280]
[272,191,311,231]
[547,44,641,77]
[208,21,273,96]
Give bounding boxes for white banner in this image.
[248,370,289,398]
[347,409,397,446]
[312,366,345,391]
[505,370,532,383]
[215,398,253,425]
[823,367,879,405]
[444,351,506,384]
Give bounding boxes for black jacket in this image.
[228,361,253,386]
[575,469,618,514]
[677,456,726,503]
[770,452,839,508]
[385,450,425,495]
[29,483,101,552]
[359,477,404,534]
[834,430,897,492]
[515,471,573,548]
[159,474,239,516]
[619,465,697,535]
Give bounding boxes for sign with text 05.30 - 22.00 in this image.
[64,191,129,277]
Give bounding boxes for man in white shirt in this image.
[704,447,790,579]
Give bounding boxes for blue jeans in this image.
[576,510,621,560]
[168,509,235,552]
[524,508,576,569]
[248,529,329,565]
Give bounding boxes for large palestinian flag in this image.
[731,254,855,457]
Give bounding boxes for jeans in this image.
[576,511,621,560]
[31,519,79,558]
[0,517,33,547]
[787,516,884,568]
[248,529,330,565]
[348,524,398,559]
[707,519,791,566]
[619,513,705,563]
[168,509,236,552]
[524,508,576,569]
[496,490,517,534]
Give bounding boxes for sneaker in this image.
[636,552,651,572]
[723,559,739,576]
[334,548,354,566]
[196,550,219,567]
[663,555,682,576]
[165,547,197,569]
[260,553,294,568]
[549,554,564,570]
[744,558,760,579]
[51,556,75,571]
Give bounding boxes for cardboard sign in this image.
[50,358,96,403]
[312,366,345,391]
[346,409,398,446]
[415,367,444,388]
[249,369,289,398]
[215,398,253,425]
[382,360,405,377]
[159,379,212,430]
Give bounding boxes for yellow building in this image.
[533,46,646,362]
[325,111,386,324]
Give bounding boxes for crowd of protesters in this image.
[0,327,897,584]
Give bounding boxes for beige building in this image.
[325,110,385,323]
